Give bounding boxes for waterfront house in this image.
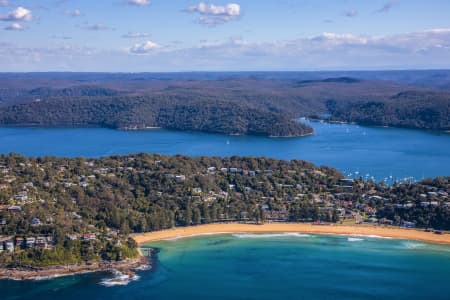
[379,218,394,225]
[336,208,346,217]
[401,221,416,228]
[339,178,354,185]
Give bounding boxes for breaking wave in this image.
[99,271,140,287]
[402,242,427,249]
[347,237,364,242]
[232,233,311,239]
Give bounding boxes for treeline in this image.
[0,76,449,134]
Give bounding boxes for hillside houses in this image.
[1,236,55,253]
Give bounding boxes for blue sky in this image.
[1,0,450,71]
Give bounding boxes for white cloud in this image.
[64,9,82,17]
[311,33,368,45]
[0,6,33,22]
[129,40,160,54]
[188,2,240,16]
[4,22,24,31]
[2,28,450,71]
[127,0,151,6]
[122,32,151,38]
[185,2,241,26]
[161,28,450,70]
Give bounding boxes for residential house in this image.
[4,240,14,253]
[82,233,96,241]
[66,233,79,240]
[31,218,41,226]
[25,237,36,248]
[175,175,186,182]
[8,205,21,212]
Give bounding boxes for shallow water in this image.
[2,234,449,300]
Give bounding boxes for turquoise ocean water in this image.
[2,234,450,300]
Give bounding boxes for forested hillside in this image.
[0,73,449,134]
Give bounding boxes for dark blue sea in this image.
[0,121,448,182]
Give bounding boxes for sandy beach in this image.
[132,223,450,245]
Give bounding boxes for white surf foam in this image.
[347,237,364,242]
[134,264,151,271]
[347,234,393,239]
[402,242,426,249]
[232,233,311,239]
[99,272,139,287]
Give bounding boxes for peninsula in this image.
[0,72,448,136]
[0,153,449,279]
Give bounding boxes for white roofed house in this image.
[4,240,14,253]
[175,175,186,182]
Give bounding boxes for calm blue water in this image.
[2,234,450,300]
[0,122,449,182]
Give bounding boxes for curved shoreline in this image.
[132,223,450,245]
[0,257,148,281]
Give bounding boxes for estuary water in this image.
[0,121,448,182]
[2,234,450,300]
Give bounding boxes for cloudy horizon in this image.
[1,0,450,72]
